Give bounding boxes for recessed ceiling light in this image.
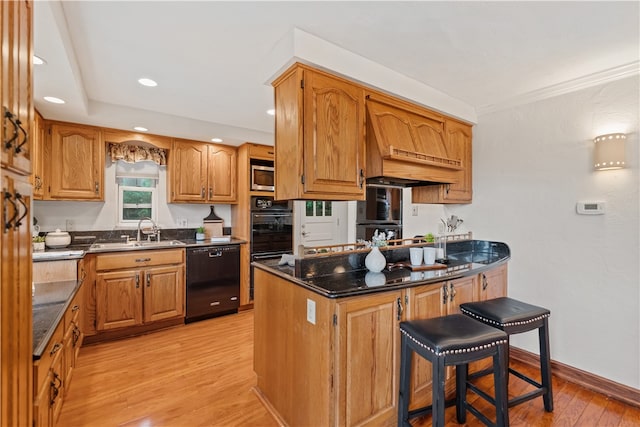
[44,96,65,104]
[133,126,148,132]
[266,109,275,116]
[33,55,46,65]
[138,77,158,87]
[211,138,223,143]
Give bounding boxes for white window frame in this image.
[117,183,158,227]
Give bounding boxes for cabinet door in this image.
[48,123,103,200]
[143,265,184,323]
[32,111,45,198]
[302,69,365,197]
[170,140,207,202]
[50,348,65,425]
[96,270,143,330]
[1,0,32,176]
[207,144,236,202]
[447,275,477,313]
[479,264,507,301]
[33,376,52,427]
[411,120,473,204]
[404,283,447,410]
[441,120,472,203]
[335,291,401,426]
[1,171,33,426]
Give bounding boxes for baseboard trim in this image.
[510,347,640,408]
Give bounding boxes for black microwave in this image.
[251,164,275,191]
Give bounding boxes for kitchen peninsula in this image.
[252,239,509,426]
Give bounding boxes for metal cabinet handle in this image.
[481,273,488,291]
[209,187,213,199]
[14,192,27,229]
[135,258,151,262]
[135,273,140,288]
[3,108,19,151]
[146,272,151,287]
[49,342,62,356]
[14,118,28,154]
[3,190,18,232]
[442,283,448,305]
[50,372,62,406]
[201,187,205,198]
[34,175,43,190]
[95,181,99,194]
[449,283,456,302]
[396,297,403,321]
[359,169,365,189]
[72,305,80,312]
[72,325,80,346]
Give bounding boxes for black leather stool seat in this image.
[399,314,509,427]
[460,297,553,412]
[401,314,508,356]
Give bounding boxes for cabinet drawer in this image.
[96,249,184,271]
[33,321,64,396]
[248,143,274,159]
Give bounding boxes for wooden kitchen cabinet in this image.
[1,2,34,426]
[93,249,185,337]
[231,142,275,308]
[272,63,366,201]
[478,264,508,301]
[335,290,402,426]
[33,280,85,427]
[169,139,237,203]
[46,122,104,200]
[412,119,473,204]
[32,110,45,199]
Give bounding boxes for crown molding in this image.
[477,61,640,116]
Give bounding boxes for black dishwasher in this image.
[186,245,240,323]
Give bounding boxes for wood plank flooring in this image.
[59,310,640,426]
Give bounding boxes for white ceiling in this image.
[33,1,640,147]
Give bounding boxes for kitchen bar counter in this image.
[32,280,82,359]
[253,240,510,298]
[252,239,510,426]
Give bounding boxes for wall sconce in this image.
[594,133,626,170]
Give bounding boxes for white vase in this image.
[365,246,386,273]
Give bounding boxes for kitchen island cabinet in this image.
[273,63,366,201]
[253,244,509,426]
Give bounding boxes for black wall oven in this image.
[250,196,293,298]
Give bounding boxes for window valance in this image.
[108,142,167,165]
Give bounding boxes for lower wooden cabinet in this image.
[254,263,507,426]
[92,249,185,336]
[33,282,84,427]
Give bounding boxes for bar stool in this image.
[398,314,509,427]
[460,297,553,411]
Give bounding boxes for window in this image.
[305,200,332,217]
[115,160,159,226]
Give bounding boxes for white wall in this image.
[33,157,232,233]
[447,76,639,388]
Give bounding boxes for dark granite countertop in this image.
[33,280,82,360]
[253,240,510,298]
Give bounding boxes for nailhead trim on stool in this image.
[398,314,509,427]
[459,297,554,413]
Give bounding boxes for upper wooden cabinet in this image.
[32,110,45,199]
[169,139,237,203]
[411,119,473,203]
[45,123,104,200]
[273,64,366,200]
[1,0,33,177]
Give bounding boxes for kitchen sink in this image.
[89,240,186,252]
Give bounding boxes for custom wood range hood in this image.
[365,93,465,187]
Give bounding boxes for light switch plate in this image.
[306,298,316,325]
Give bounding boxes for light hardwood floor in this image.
[59,310,640,427]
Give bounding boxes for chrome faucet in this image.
[137,217,160,242]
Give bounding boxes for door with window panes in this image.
[295,200,348,250]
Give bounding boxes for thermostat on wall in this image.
[576,202,605,215]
